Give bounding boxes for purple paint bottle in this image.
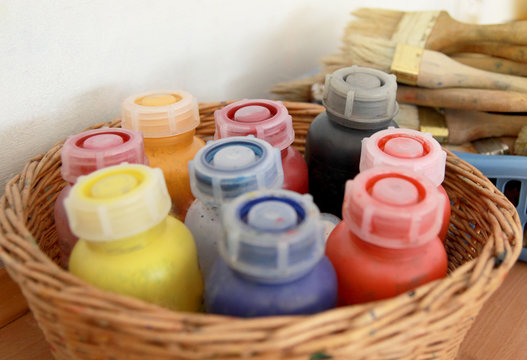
[205,189,337,317]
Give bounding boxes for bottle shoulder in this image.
[71,217,195,266]
[145,136,204,162]
[209,256,336,289]
[206,257,337,316]
[327,222,446,263]
[184,201,222,234]
[309,114,398,138]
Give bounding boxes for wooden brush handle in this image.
[454,18,527,45]
[451,54,527,77]
[428,12,527,49]
[445,109,527,144]
[397,85,527,112]
[443,143,478,153]
[442,42,527,63]
[418,50,527,93]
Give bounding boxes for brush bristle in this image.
[270,9,402,103]
[346,8,404,39]
[394,104,420,130]
[340,35,395,73]
[514,126,527,155]
[320,53,349,68]
[270,74,325,102]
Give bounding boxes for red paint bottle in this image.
[360,127,451,242]
[326,167,448,305]
[214,99,308,194]
[54,128,148,268]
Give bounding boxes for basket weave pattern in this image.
[0,101,522,360]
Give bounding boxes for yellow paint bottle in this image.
[121,91,205,220]
[66,163,203,311]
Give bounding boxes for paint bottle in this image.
[66,164,203,311]
[320,213,341,241]
[325,167,448,305]
[305,66,399,216]
[121,90,205,220]
[360,127,451,242]
[54,128,148,268]
[214,99,308,194]
[185,136,284,279]
[205,190,337,317]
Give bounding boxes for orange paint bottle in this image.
[121,91,205,220]
[326,167,448,305]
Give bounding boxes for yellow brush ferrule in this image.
[391,43,423,86]
[418,107,449,144]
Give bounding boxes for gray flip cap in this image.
[323,66,398,130]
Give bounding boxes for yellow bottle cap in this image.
[64,164,171,241]
[136,94,180,106]
[121,90,200,138]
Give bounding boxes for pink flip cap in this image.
[82,134,124,149]
[383,137,424,158]
[214,99,295,150]
[342,167,444,248]
[371,177,419,206]
[234,105,272,123]
[360,127,446,186]
[61,128,148,184]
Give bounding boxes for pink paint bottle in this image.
[54,128,148,268]
[360,128,451,242]
[214,99,308,194]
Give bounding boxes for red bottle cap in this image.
[61,128,148,184]
[360,127,446,186]
[214,99,294,150]
[342,167,445,248]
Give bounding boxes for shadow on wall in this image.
[228,5,345,99]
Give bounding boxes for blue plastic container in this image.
[455,152,526,262]
[205,190,338,317]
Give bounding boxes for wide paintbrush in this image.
[342,35,527,92]
[346,8,527,62]
[397,85,527,112]
[394,104,527,145]
[451,54,527,76]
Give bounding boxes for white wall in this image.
[0,0,512,193]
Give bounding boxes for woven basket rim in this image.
[0,100,523,359]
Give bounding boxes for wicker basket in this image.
[0,101,522,360]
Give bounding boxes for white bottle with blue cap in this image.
[185,136,284,279]
[205,189,338,317]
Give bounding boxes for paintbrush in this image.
[396,106,518,155]
[451,54,527,76]
[270,75,321,102]
[342,35,527,92]
[397,85,527,112]
[445,108,527,144]
[270,64,341,102]
[394,105,514,154]
[439,136,513,154]
[443,42,527,63]
[394,104,527,145]
[347,8,527,56]
[270,47,527,102]
[272,45,527,101]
